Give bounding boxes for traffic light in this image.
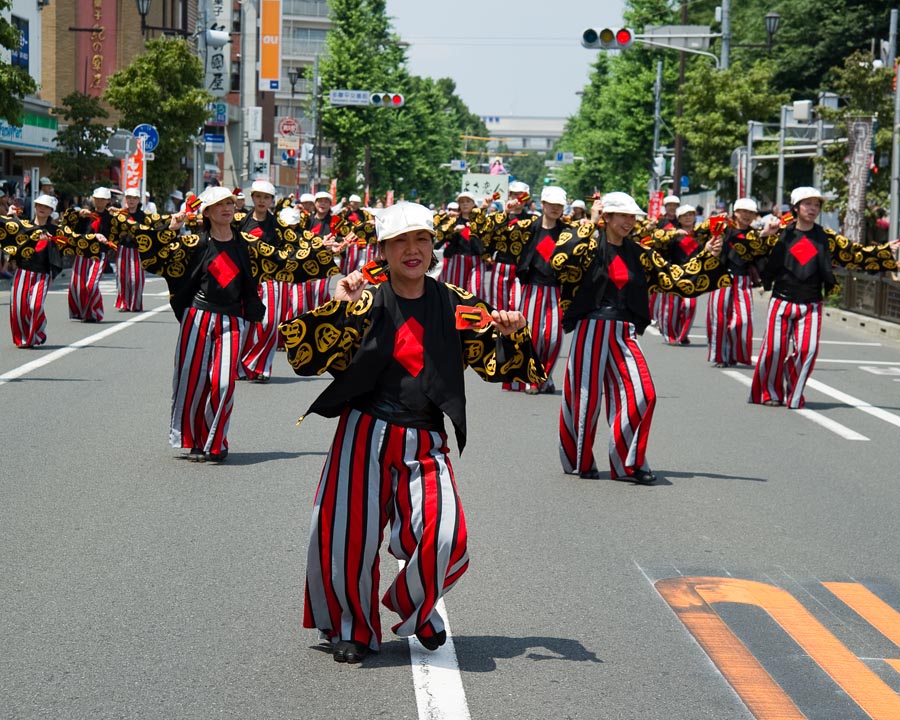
[370,92,405,108]
[581,27,635,50]
[286,148,296,167]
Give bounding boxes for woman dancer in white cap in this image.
[552,193,728,484]
[280,201,543,663]
[750,187,899,408]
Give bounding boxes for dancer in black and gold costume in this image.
[133,186,337,462]
[279,202,544,664]
[552,192,730,484]
[433,190,486,294]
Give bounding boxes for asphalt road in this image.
[3,273,900,720]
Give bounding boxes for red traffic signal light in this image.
[581,27,635,50]
[370,91,405,108]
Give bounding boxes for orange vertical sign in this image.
[258,0,282,92]
[124,138,144,196]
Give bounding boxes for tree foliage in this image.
[562,0,898,208]
[46,92,111,201]
[0,0,37,125]
[104,38,212,195]
[319,0,487,204]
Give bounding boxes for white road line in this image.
[0,303,169,386]
[408,600,470,720]
[721,370,869,441]
[814,358,900,365]
[803,377,900,430]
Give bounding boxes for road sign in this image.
[329,89,371,106]
[555,151,575,164]
[107,129,136,160]
[278,116,300,136]
[277,136,300,150]
[450,159,466,171]
[133,123,160,153]
[204,133,225,154]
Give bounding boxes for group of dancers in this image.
[3,178,898,665]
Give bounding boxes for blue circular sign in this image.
[133,123,160,153]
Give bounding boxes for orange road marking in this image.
[823,582,900,648]
[657,577,900,719]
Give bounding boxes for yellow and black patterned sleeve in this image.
[279,291,373,376]
[826,227,898,272]
[0,215,44,257]
[135,227,201,279]
[53,225,108,260]
[59,207,82,231]
[444,283,547,386]
[693,218,712,245]
[246,229,339,283]
[432,212,456,245]
[640,246,731,297]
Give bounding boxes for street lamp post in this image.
[721,1,780,70]
[135,0,190,39]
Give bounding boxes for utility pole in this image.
[651,60,663,192]
[672,0,688,197]
[889,8,900,249]
[720,0,731,70]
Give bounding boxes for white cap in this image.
[456,190,476,202]
[348,194,362,203]
[250,179,276,196]
[375,201,435,242]
[733,197,758,213]
[663,195,680,205]
[314,191,332,201]
[279,206,302,225]
[35,194,58,210]
[199,186,235,212]
[601,191,645,216]
[124,187,141,198]
[447,201,460,210]
[170,189,184,201]
[299,193,315,203]
[790,186,824,205]
[509,181,530,194]
[540,185,567,206]
[92,187,111,199]
[571,199,586,210]
[675,204,695,218]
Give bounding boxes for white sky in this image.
[384,0,627,118]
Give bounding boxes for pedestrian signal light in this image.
[370,92,405,107]
[581,27,635,50]
[286,148,296,167]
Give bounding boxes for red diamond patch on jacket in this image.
[460,226,471,241]
[394,317,425,377]
[536,234,556,262]
[789,236,817,266]
[35,238,48,253]
[248,226,263,238]
[208,250,239,288]
[609,254,629,289]
[678,235,699,256]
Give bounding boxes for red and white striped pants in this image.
[68,255,105,322]
[303,408,469,651]
[559,318,657,478]
[706,275,754,365]
[481,261,519,311]
[750,297,822,409]
[170,307,245,453]
[9,268,50,348]
[506,283,562,392]
[115,246,145,311]
[240,279,284,380]
[339,243,362,276]
[656,293,696,344]
[439,254,484,296]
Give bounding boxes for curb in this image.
[823,307,900,343]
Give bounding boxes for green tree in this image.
[46,92,111,201]
[104,38,211,195]
[0,0,37,125]
[816,51,894,215]
[674,60,787,201]
[318,0,487,204]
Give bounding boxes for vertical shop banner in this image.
[844,117,875,245]
[124,137,145,197]
[76,0,117,97]
[258,0,282,91]
[204,0,232,98]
